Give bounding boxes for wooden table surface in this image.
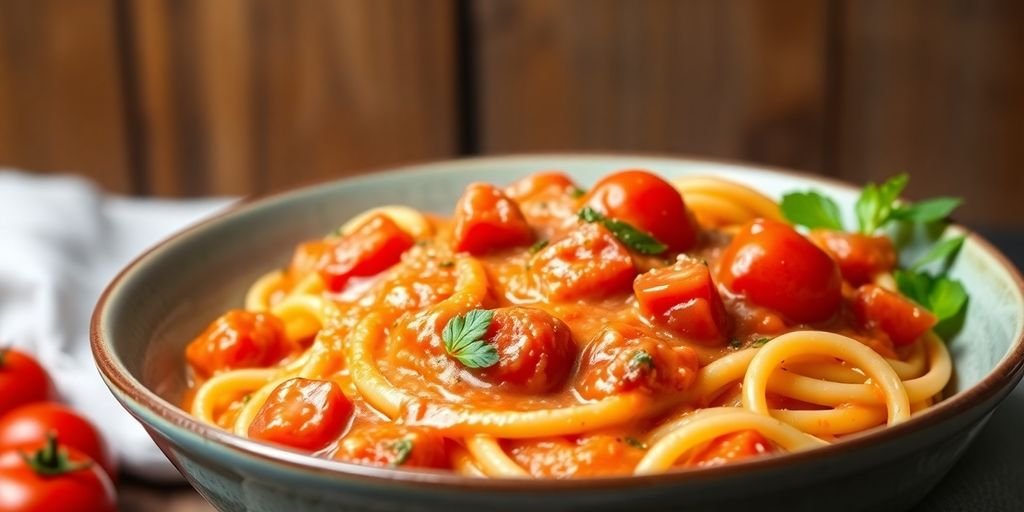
[119,480,214,512]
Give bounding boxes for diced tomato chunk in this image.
[810,230,897,285]
[451,183,535,255]
[530,223,636,301]
[505,171,576,201]
[248,378,353,452]
[318,213,415,292]
[852,284,937,346]
[186,310,289,376]
[576,323,699,399]
[718,219,842,324]
[685,430,775,467]
[582,170,698,253]
[634,258,729,344]
[470,307,576,394]
[335,426,448,469]
[288,240,332,277]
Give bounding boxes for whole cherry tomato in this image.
[718,219,842,324]
[185,309,291,377]
[469,307,576,394]
[0,403,115,481]
[0,434,116,512]
[248,378,354,451]
[0,349,53,417]
[582,170,698,253]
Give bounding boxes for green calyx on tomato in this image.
[20,432,93,477]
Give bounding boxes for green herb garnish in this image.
[629,350,655,370]
[910,236,965,272]
[779,191,844,230]
[624,437,648,450]
[441,309,499,368]
[570,187,587,199]
[529,239,549,254]
[578,207,667,255]
[751,337,772,348]
[391,438,413,466]
[438,260,455,269]
[728,338,742,349]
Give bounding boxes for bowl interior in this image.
[100,154,1023,437]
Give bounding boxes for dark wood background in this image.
[1,0,1021,228]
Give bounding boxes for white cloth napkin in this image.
[0,170,232,481]
[0,170,1021,506]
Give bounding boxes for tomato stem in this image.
[20,431,93,477]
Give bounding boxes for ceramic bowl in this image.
[91,154,1024,512]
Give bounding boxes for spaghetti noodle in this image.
[182,169,954,477]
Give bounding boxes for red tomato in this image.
[248,378,353,451]
[810,230,897,285]
[471,307,576,394]
[185,310,290,377]
[0,435,116,512]
[576,323,699,400]
[505,171,576,201]
[583,170,698,253]
[531,223,637,300]
[852,284,937,346]
[718,219,842,324]
[335,426,447,469]
[0,349,53,417]
[685,429,774,467]
[634,258,730,344]
[319,213,415,292]
[451,183,535,255]
[0,403,115,481]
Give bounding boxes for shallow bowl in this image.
[91,154,1024,512]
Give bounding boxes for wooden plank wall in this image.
[0,0,1021,227]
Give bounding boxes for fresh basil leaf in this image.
[529,239,549,254]
[629,350,655,370]
[780,191,844,230]
[855,183,881,234]
[624,437,648,450]
[856,174,908,233]
[929,277,968,322]
[894,269,933,306]
[577,207,668,255]
[892,197,961,224]
[911,236,965,272]
[391,439,413,466]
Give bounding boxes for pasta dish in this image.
[182,169,961,477]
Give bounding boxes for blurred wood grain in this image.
[124,0,459,196]
[471,0,828,173]
[834,0,1024,228]
[0,0,133,192]
[0,0,1022,227]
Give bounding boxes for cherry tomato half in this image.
[0,403,115,481]
[185,310,290,377]
[319,213,416,292]
[0,349,53,417]
[852,284,937,346]
[809,229,897,286]
[685,429,775,467]
[718,219,842,324]
[335,425,448,469]
[248,378,354,452]
[583,170,698,253]
[0,435,116,512]
[452,183,535,255]
[634,258,730,344]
